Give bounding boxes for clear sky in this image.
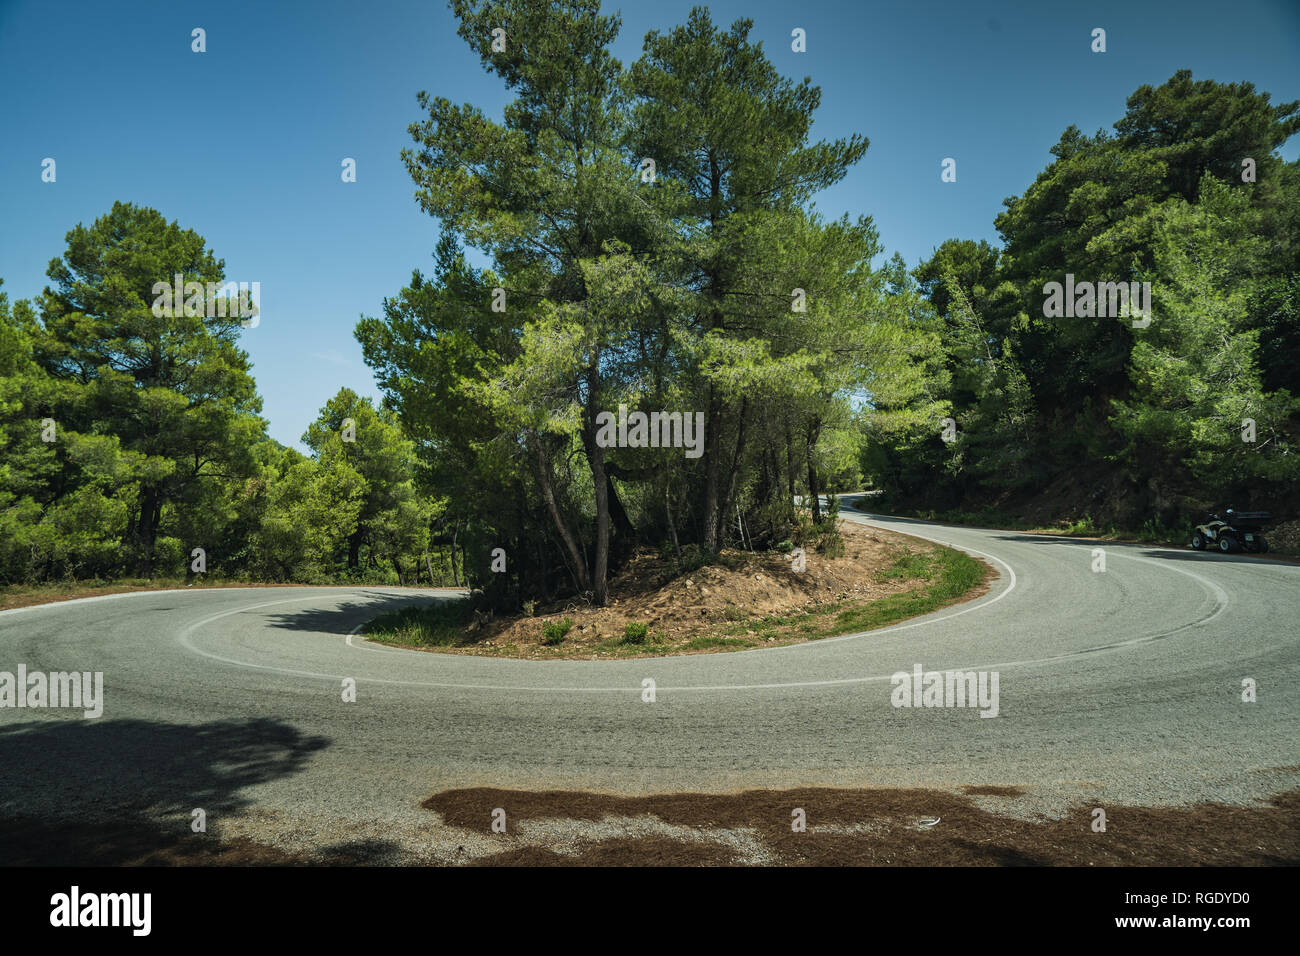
[2,0,1297,451]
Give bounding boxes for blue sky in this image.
[2,0,1297,450]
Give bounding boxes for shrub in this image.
[542,617,573,645]
[817,528,846,558]
[677,543,707,572]
[623,621,649,644]
[655,543,711,585]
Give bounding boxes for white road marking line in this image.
[346,621,404,652]
[0,586,467,617]
[172,533,1236,693]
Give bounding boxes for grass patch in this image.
[589,631,667,656]
[719,606,833,637]
[683,636,754,651]
[833,546,983,633]
[359,542,987,660]
[875,551,935,581]
[718,544,985,643]
[362,600,472,647]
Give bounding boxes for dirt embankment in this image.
[404,521,993,659]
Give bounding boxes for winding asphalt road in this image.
[3,496,1298,857]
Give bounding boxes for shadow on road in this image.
[1131,547,1291,566]
[0,716,391,864]
[840,510,946,529]
[261,592,458,635]
[982,531,1290,566]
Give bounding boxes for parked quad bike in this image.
[1190,509,1272,554]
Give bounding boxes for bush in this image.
[751,498,797,549]
[623,621,649,644]
[542,617,573,645]
[817,526,846,558]
[794,509,845,558]
[677,543,707,572]
[655,543,711,585]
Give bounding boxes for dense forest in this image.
[0,238,444,586]
[869,69,1300,534]
[2,0,1297,606]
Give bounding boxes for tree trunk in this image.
[806,420,823,522]
[665,484,682,561]
[347,528,363,570]
[700,149,728,555]
[606,473,637,565]
[589,456,610,605]
[717,397,749,530]
[701,388,724,552]
[450,521,461,587]
[576,353,613,605]
[785,425,797,504]
[132,484,163,574]
[531,434,588,592]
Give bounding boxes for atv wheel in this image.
[1218,535,1238,553]
[1191,533,1206,550]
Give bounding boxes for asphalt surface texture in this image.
[2,496,1297,862]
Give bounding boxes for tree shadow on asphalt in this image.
[986,532,1130,546]
[261,593,456,635]
[844,512,941,528]
[985,532,1289,566]
[0,716,396,865]
[1131,547,1291,566]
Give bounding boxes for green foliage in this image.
[1110,178,1300,497]
[660,543,708,581]
[362,0,937,612]
[792,509,845,557]
[0,210,452,587]
[876,551,934,581]
[541,617,573,645]
[684,636,751,651]
[363,600,473,648]
[833,546,984,632]
[868,69,1300,528]
[622,621,649,644]
[7,49,1296,607]
[0,204,266,583]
